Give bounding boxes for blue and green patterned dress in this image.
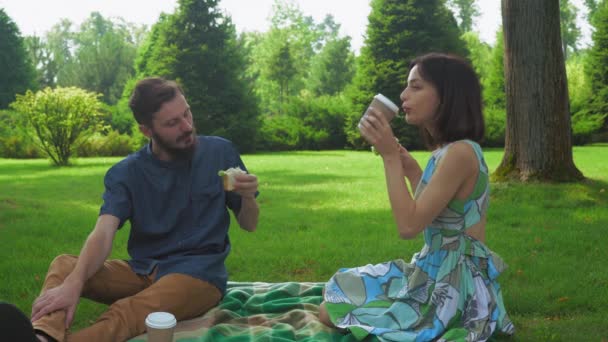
[324,140,514,341]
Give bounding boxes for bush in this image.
[257,114,301,151]
[285,94,350,150]
[484,106,506,147]
[76,129,146,157]
[0,110,42,158]
[572,109,607,145]
[256,93,351,151]
[10,87,105,166]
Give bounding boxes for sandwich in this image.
[218,167,247,191]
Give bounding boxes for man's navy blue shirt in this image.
[99,135,250,294]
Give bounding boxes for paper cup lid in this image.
[374,93,399,113]
[145,312,177,329]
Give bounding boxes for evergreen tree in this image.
[347,0,468,149]
[133,0,260,151]
[0,9,37,108]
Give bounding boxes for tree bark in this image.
[495,0,584,182]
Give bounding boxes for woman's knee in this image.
[318,302,335,328]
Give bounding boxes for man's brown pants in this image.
[32,254,221,342]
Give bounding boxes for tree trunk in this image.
[495,0,584,182]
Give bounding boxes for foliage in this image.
[23,15,142,105]
[307,36,356,96]
[0,9,37,109]
[483,107,506,147]
[267,39,297,113]
[10,87,105,166]
[24,35,56,88]
[257,115,302,151]
[346,0,468,150]
[565,53,606,144]
[75,129,146,157]
[585,0,608,131]
[560,0,581,59]
[60,13,139,105]
[585,0,602,21]
[483,28,506,110]
[246,1,337,115]
[257,94,351,151]
[446,0,480,33]
[0,110,42,158]
[132,0,260,152]
[461,32,492,84]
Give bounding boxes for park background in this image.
[1,0,608,340]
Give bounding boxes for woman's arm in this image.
[359,109,478,239]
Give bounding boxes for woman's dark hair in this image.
[129,77,184,126]
[409,53,484,149]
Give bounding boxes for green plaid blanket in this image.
[129,282,368,341]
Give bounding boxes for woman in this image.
[319,53,514,341]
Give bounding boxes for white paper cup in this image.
[365,93,399,121]
[145,312,176,342]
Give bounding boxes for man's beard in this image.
[152,129,197,161]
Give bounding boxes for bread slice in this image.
[218,167,246,191]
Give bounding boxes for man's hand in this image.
[31,280,83,328]
[233,173,259,231]
[232,173,258,198]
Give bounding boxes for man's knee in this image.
[49,254,78,270]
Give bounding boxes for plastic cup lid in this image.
[374,93,399,113]
[145,312,177,329]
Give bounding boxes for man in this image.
[28,77,259,342]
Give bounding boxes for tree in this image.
[24,35,56,88]
[10,87,104,166]
[560,0,581,60]
[44,19,75,87]
[0,9,37,108]
[495,0,583,181]
[585,0,601,20]
[268,40,297,113]
[484,28,506,109]
[59,13,139,105]
[307,36,355,96]
[447,0,480,32]
[249,0,330,114]
[133,0,259,152]
[347,0,468,149]
[585,0,608,131]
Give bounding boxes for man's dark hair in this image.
[129,77,184,126]
[409,53,484,149]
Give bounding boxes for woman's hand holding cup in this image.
[359,94,400,158]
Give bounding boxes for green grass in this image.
[1,146,607,340]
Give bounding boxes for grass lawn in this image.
[1,145,607,340]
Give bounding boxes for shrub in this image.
[0,110,41,158]
[76,130,143,157]
[257,115,301,151]
[484,106,506,147]
[10,87,105,166]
